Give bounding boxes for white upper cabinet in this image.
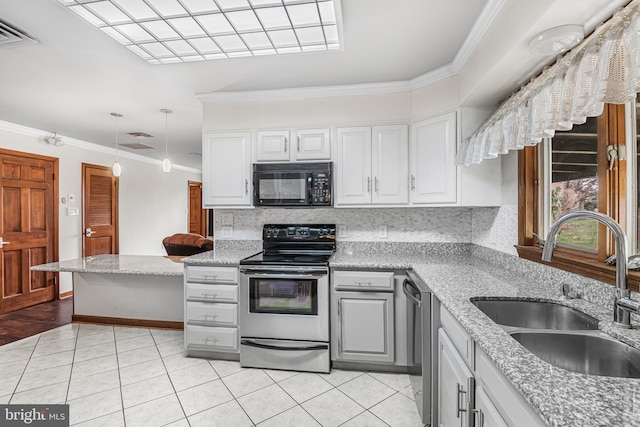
[295,128,331,160]
[255,130,290,162]
[255,128,331,162]
[335,125,409,206]
[410,111,457,204]
[203,131,252,208]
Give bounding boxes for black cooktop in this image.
[240,252,334,266]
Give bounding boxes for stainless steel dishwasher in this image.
[403,270,439,426]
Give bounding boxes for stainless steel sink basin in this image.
[511,332,640,378]
[472,299,599,330]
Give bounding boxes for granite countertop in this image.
[331,243,640,427]
[31,254,185,276]
[181,241,261,265]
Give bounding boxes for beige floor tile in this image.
[124,394,185,427]
[168,362,219,392]
[221,368,275,398]
[237,384,297,425]
[177,379,234,416]
[301,389,364,427]
[188,400,253,427]
[337,374,396,409]
[369,393,422,427]
[278,372,333,403]
[122,374,175,408]
[257,405,321,427]
[68,388,123,425]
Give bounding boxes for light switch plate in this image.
[221,213,234,226]
[337,225,347,238]
[378,225,388,239]
[67,207,79,216]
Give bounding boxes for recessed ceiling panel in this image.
[59,0,342,63]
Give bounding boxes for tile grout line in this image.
[8,332,42,403]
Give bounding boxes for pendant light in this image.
[111,112,122,177]
[161,108,172,173]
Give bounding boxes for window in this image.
[517,103,639,292]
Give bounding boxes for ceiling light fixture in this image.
[111,112,123,177]
[58,0,342,64]
[529,24,584,56]
[161,108,172,173]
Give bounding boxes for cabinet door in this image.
[334,291,394,363]
[295,128,331,160]
[203,131,252,207]
[475,386,508,427]
[335,127,372,205]
[410,111,457,204]
[256,130,290,161]
[438,328,474,427]
[372,125,409,205]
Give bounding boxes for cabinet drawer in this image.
[185,325,238,352]
[333,270,394,291]
[186,301,237,327]
[186,266,238,284]
[441,306,474,369]
[186,284,238,303]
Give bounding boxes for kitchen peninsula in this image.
[32,255,186,328]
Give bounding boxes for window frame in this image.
[516,103,640,292]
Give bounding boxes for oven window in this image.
[249,278,317,315]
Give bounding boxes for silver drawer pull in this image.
[354,281,373,286]
[203,337,218,344]
[202,275,218,280]
[201,313,218,320]
[201,293,218,299]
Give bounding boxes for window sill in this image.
[515,245,640,293]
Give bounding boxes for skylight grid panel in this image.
[59,0,79,5]
[323,24,337,43]
[215,0,250,11]
[159,56,182,63]
[267,28,297,47]
[142,20,180,39]
[317,1,335,24]
[69,5,106,26]
[249,0,282,6]
[145,0,188,17]
[226,10,262,32]
[294,26,323,45]
[286,2,319,26]
[240,31,272,49]
[139,41,174,56]
[276,46,300,54]
[252,48,276,55]
[168,17,207,37]
[114,23,155,42]
[196,13,234,35]
[204,52,227,59]
[165,39,198,54]
[255,7,291,30]
[85,1,132,25]
[189,37,222,53]
[213,34,247,51]
[180,55,206,61]
[112,0,158,20]
[227,50,252,57]
[180,0,220,13]
[101,26,133,44]
[126,43,153,58]
[301,44,326,52]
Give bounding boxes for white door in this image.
[256,130,290,161]
[410,111,457,204]
[438,328,474,427]
[372,125,409,205]
[336,127,372,205]
[203,131,252,207]
[295,128,331,160]
[334,291,394,363]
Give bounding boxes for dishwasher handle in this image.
[403,278,422,308]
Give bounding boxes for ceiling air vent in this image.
[0,18,37,48]
[121,143,155,150]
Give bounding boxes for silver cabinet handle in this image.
[456,383,467,419]
[410,175,416,191]
[245,179,249,195]
[85,228,96,237]
[367,177,371,193]
[297,136,300,152]
[374,176,378,193]
[284,137,287,152]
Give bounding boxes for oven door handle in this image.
[241,339,329,352]
[241,271,327,279]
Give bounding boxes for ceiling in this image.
[0,0,630,170]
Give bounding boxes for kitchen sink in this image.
[472,299,599,330]
[511,332,640,378]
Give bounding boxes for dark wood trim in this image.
[72,314,184,330]
[59,290,73,299]
[516,245,640,292]
[518,146,538,246]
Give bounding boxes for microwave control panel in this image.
[311,172,331,204]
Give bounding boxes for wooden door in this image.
[82,164,118,256]
[188,181,206,236]
[0,149,58,314]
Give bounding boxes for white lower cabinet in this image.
[184,265,240,355]
[437,305,546,427]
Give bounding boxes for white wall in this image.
[0,122,201,294]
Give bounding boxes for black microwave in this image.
[253,162,332,207]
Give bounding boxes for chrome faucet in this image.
[542,210,640,328]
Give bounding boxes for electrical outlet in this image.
[338,225,347,238]
[378,226,388,239]
[67,207,79,216]
[220,226,233,238]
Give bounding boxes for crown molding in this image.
[197,81,412,104]
[409,63,455,90]
[0,120,200,174]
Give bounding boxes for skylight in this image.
[59,0,341,64]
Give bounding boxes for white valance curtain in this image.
[456,0,640,166]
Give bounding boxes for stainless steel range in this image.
[239,224,336,373]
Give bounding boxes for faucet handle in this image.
[532,233,547,249]
[561,283,580,299]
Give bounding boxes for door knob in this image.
[85,228,96,237]
[0,237,10,249]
